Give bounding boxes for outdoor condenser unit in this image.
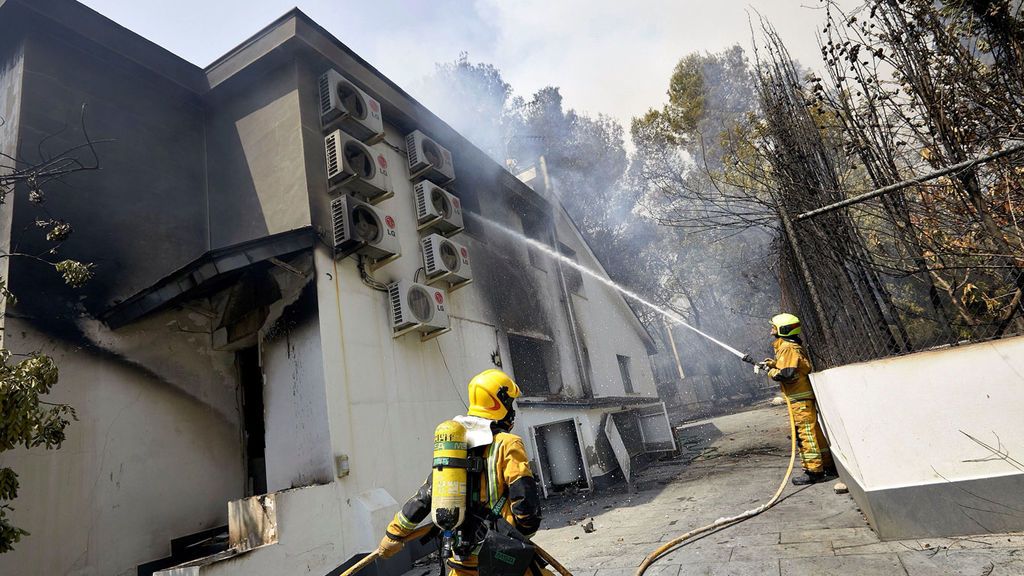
[388,279,450,340]
[405,130,455,185]
[421,233,472,290]
[325,130,392,203]
[318,69,385,143]
[413,181,464,235]
[330,194,400,264]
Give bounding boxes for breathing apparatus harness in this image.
[430,387,536,576]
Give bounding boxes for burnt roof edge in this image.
[103,227,316,329]
[2,0,206,92]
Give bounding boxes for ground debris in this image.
[582,519,595,533]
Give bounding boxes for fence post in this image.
[777,201,838,362]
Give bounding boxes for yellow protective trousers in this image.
[788,399,832,474]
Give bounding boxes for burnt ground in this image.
[533,405,1024,576]
[399,405,1024,576]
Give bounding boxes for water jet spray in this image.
[467,213,756,364]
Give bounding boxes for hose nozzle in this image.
[741,354,754,364]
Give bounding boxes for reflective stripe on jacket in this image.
[385,431,542,543]
[769,337,815,401]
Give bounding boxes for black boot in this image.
[791,469,836,486]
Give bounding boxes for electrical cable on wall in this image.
[381,137,405,155]
[357,255,389,292]
[436,338,467,408]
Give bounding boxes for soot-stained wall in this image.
[205,61,313,249]
[0,29,25,344]
[9,20,207,320]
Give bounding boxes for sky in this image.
[78,0,854,133]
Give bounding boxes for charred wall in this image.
[8,11,207,320]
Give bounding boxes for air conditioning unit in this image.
[330,194,400,265]
[421,234,472,290]
[405,130,455,185]
[413,181,464,235]
[388,279,450,340]
[318,69,385,143]
[325,130,392,203]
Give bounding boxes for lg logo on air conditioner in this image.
[434,291,446,312]
[384,215,397,238]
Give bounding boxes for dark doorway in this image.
[238,346,267,495]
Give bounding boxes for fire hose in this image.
[339,525,573,576]
[633,385,798,576]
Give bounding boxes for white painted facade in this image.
[0,315,244,576]
[0,4,669,576]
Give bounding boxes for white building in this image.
[0,2,675,575]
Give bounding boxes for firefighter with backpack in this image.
[760,313,836,485]
[376,369,553,576]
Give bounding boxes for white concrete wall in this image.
[304,115,493,551]
[554,209,658,399]
[0,316,244,576]
[257,106,665,570]
[262,287,335,491]
[812,336,1024,491]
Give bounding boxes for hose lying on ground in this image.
[340,524,574,576]
[634,394,798,576]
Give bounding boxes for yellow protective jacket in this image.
[769,337,815,401]
[385,431,542,567]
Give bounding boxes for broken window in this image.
[617,354,634,394]
[558,242,585,296]
[508,333,561,396]
[518,207,550,271]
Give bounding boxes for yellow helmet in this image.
[771,313,802,337]
[467,369,521,422]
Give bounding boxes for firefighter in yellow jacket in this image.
[762,313,836,485]
[376,369,546,576]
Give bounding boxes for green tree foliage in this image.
[419,60,641,296]
[0,353,75,552]
[417,52,512,162]
[419,48,775,403]
[631,46,779,400]
[506,86,629,237]
[804,0,1024,354]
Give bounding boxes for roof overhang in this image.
[103,228,315,328]
[0,0,206,93]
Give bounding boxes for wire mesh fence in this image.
[778,151,1024,370]
[745,2,1024,371]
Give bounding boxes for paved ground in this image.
[530,405,1024,576]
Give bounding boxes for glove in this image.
[762,358,776,369]
[377,534,405,559]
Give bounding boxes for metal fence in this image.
[776,150,1024,370]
